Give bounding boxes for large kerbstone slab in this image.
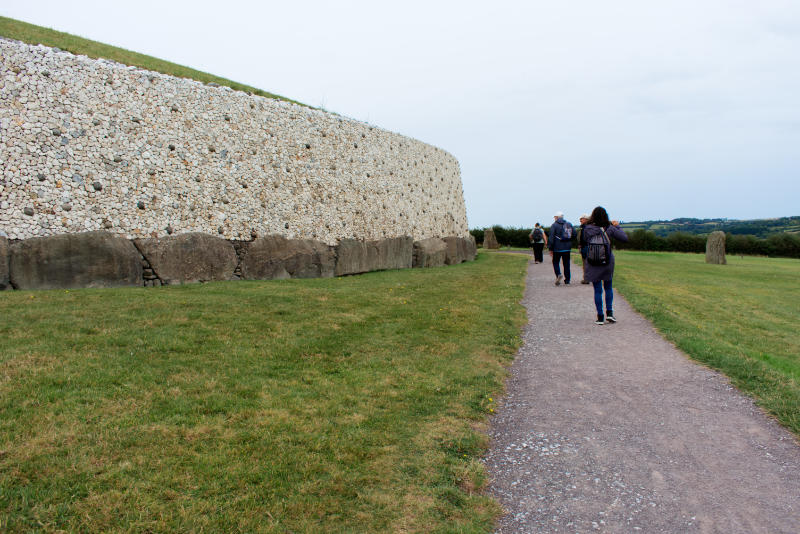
[444,236,467,265]
[335,237,413,276]
[241,235,334,280]
[9,231,143,289]
[413,238,447,268]
[375,236,413,271]
[134,233,238,284]
[335,239,379,276]
[0,236,9,290]
[464,235,477,261]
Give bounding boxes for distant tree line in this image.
[619,216,800,239]
[470,226,800,259]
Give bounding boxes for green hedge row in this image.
[470,226,800,259]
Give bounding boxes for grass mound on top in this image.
[0,15,301,105]
[0,251,528,533]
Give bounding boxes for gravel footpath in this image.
[484,254,800,533]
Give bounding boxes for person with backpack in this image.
[529,222,548,263]
[548,211,574,286]
[582,206,629,325]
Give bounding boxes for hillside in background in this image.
[619,216,800,239]
[0,15,302,105]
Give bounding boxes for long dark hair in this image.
[590,206,610,228]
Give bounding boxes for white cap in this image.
[554,211,563,217]
[580,213,590,219]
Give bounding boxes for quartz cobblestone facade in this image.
[0,38,469,244]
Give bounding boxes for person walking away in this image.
[582,206,629,324]
[578,213,590,284]
[529,222,547,263]
[548,211,574,286]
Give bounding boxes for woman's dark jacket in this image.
[582,224,629,283]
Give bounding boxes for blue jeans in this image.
[592,279,613,316]
[552,251,571,283]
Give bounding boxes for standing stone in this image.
[484,228,500,249]
[134,233,238,284]
[0,236,9,290]
[9,231,143,289]
[705,231,727,265]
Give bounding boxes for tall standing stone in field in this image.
[705,231,727,265]
[484,228,499,250]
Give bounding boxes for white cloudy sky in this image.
[4,1,800,227]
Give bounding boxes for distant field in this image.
[0,252,529,533]
[0,16,301,105]
[614,251,800,435]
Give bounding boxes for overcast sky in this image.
[4,1,800,227]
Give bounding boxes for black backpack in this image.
[531,228,543,241]
[586,228,611,266]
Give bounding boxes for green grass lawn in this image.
[0,16,301,105]
[0,252,528,533]
[613,251,800,435]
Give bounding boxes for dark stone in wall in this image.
[9,231,142,289]
[134,233,238,284]
[0,236,9,290]
[413,238,447,268]
[241,235,335,280]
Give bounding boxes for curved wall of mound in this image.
[0,38,468,244]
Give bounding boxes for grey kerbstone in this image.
[334,239,378,276]
[134,232,238,284]
[241,235,334,280]
[444,236,466,265]
[705,231,727,265]
[9,231,142,289]
[413,238,447,268]
[0,236,9,289]
[374,236,413,271]
[464,234,477,261]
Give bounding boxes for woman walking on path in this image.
[529,222,548,263]
[583,206,629,325]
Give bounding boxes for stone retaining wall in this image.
[1,231,476,290]
[0,38,469,246]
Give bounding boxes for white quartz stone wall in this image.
[0,38,469,244]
